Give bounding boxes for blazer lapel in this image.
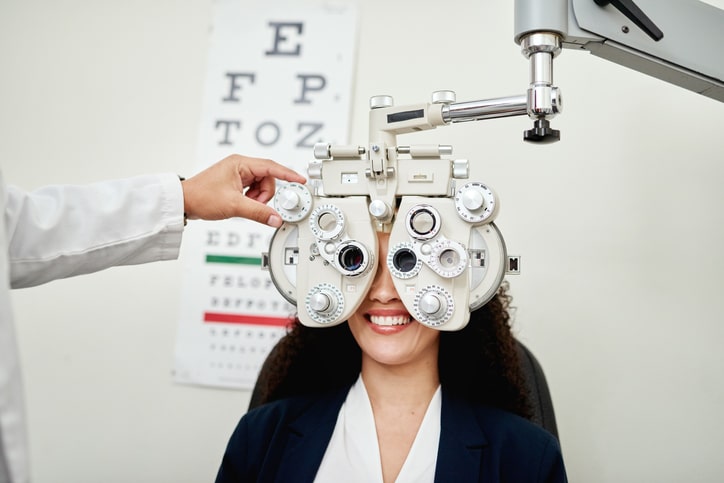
[434,390,488,482]
[274,387,350,482]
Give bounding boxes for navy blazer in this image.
[216,385,567,483]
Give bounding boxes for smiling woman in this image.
[215,233,567,483]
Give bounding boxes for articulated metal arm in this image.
[513,0,724,142]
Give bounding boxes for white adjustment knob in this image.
[462,189,484,211]
[454,182,499,224]
[431,90,456,104]
[419,292,445,317]
[370,95,393,109]
[307,161,322,180]
[452,159,469,179]
[278,190,300,211]
[305,283,344,325]
[314,142,330,159]
[274,182,312,222]
[414,286,454,327]
[369,199,391,220]
[309,291,333,313]
[420,243,433,256]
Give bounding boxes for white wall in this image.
[1,1,723,482]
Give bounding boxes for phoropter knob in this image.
[419,292,446,318]
[274,182,312,222]
[413,285,454,327]
[305,283,345,325]
[454,182,499,224]
[309,291,334,314]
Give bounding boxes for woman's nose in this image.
[368,255,399,303]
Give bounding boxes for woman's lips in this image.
[365,310,413,334]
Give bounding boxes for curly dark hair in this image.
[251,282,532,420]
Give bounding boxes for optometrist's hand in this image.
[181,154,306,228]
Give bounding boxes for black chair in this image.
[515,340,559,440]
[249,338,559,441]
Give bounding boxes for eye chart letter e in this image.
[174,1,357,389]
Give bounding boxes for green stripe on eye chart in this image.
[205,255,262,265]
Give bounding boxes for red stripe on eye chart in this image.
[203,312,293,327]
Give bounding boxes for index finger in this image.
[245,158,306,184]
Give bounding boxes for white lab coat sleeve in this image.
[3,173,185,289]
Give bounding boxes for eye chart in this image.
[174,0,357,389]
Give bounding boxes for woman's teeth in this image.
[369,315,410,326]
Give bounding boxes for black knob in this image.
[523,119,560,144]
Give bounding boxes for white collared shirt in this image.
[315,375,442,483]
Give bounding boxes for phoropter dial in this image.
[309,204,345,241]
[413,285,455,327]
[406,204,441,240]
[454,182,499,224]
[387,242,423,279]
[427,239,468,278]
[274,182,312,223]
[305,283,344,325]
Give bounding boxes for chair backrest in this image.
[248,337,559,441]
[515,340,559,440]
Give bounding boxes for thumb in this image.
[239,198,283,228]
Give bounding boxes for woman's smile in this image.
[365,309,414,335]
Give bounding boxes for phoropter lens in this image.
[318,212,338,232]
[438,248,460,270]
[405,204,441,240]
[393,248,418,273]
[338,244,364,272]
[409,209,436,236]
